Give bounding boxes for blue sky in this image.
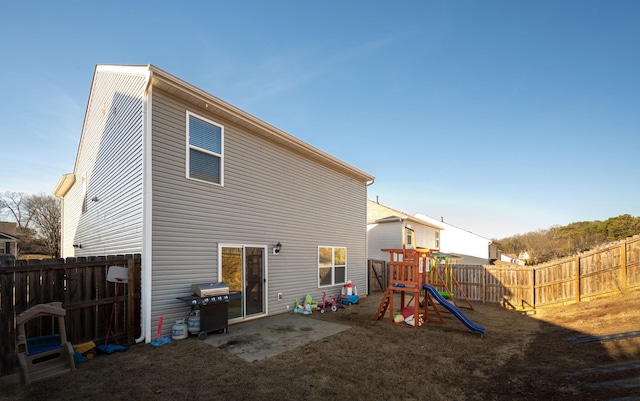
[1,1,638,239]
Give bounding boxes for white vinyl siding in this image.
[61,69,146,257]
[412,224,439,251]
[149,88,369,328]
[367,220,441,262]
[367,221,404,261]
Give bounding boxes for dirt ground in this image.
[2,289,640,401]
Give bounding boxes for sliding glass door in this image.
[220,245,266,320]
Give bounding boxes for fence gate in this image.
[368,259,388,293]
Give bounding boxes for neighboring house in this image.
[367,200,442,261]
[414,213,496,265]
[0,221,18,259]
[500,254,526,266]
[54,64,374,342]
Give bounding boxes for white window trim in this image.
[318,246,347,288]
[186,111,224,186]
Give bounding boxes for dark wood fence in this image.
[368,235,640,309]
[367,259,388,293]
[0,254,141,377]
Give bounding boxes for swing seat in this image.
[16,302,76,384]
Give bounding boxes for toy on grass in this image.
[151,315,172,346]
[16,302,76,384]
[320,292,341,313]
[306,294,319,311]
[393,306,424,326]
[293,297,312,315]
[340,280,359,305]
[74,341,97,359]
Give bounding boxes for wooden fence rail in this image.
[0,254,141,377]
[368,235,640,309]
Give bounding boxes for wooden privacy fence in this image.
[0,254,141,377]
[368,235,640,309]
[535,235,640,306]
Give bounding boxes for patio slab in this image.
[201,313,350,362]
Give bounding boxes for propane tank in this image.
[188,310,201,335]
[171,319,188,340]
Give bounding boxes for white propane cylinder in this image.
[172,319,188,340]
[188,310,200,335]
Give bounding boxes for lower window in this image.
[318,247,346,287]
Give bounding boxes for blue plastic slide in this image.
[423,284,485,337]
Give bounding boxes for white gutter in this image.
[364,178,374,296]
[136,68,154,343]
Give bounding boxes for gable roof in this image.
[414,212,491,242]
[367,200,443,230]
[74,64,374,184]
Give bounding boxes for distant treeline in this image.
[496,214,640,265]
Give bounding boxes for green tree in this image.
[599,214,640,241]
[498,214,640,265]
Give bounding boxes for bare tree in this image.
[0,191,61,257]
[25,194,61,258]
[0,191,32,229]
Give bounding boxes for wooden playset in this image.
[428,252,474,311]
[373,229,484,336]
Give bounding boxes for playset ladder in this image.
[374,287,393,320]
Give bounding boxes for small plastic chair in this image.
[16,302,76,384]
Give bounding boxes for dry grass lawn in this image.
[2,289,640,401]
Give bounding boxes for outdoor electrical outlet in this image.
[277,293,283,301]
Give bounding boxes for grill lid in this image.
[191,282,229,297]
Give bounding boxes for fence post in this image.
[531,266,535,309]
[482,266,486,304]
[620,241,627,289]
[575,257,581,303]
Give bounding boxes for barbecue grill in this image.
[178,282,233,340]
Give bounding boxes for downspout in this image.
[365,177,375,296]
[136,69,154,343]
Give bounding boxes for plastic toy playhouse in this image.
[16,302,76,384]
[341,280,359,305]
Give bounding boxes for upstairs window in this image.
[187,112,223,185]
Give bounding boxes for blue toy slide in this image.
[423,284,485,337]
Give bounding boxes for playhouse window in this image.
[187,112,223,185]
[318,247,346,287]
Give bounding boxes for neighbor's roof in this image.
[367,200,443,230]
[0,232,18,241]
[84,64,374,183]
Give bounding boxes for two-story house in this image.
[367,200,442,261]
[54,64,374,342]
